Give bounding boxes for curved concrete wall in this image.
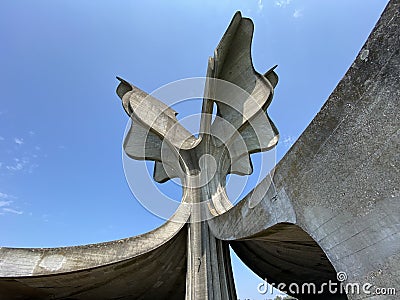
[208,1,399,298]
[0,206,190,299]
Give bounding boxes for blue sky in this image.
[0,0,388,299]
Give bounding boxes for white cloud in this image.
[42,213,49,222]
[0,200,12,207]
[258,0,264,12]
[14,137,24,145]
[0,193,23,215]
[275,0,292,7]
[0,135,40,175]
[293,8,304,18]
[282,135,295,148]
[5,157,36,172]
[28,163,39,173]
[0,192,15,200]
[2,208,23,215]
[6,163,24,171]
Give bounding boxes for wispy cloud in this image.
[275,0,292,7]
[3,207,23,215]
[6,158,26,171]
[257,0,264,12]
[293,8,304,18]
[0,200,12,207]
[282,135,295,149]
[42,213,49,222]
[14,137,24,145]
[4,155,39,174]
[1,133,41,176]
[0,193,23,215]
[6,163,24,171]
[0,192,15,200]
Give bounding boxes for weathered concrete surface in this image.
[0,230,187,300]
[231,223,344,299]
[0,207,189,299]
[208,1,400,299]
[0,2,398,300]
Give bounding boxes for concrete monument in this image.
[0,2,399,299]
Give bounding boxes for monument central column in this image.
[184,168,236,300]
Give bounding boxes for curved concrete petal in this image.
[0,206,190,299]
[117,78,201,151]
[208,1,400,298]
[230,223,346,299]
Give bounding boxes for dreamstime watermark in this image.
[257,272,396,296]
